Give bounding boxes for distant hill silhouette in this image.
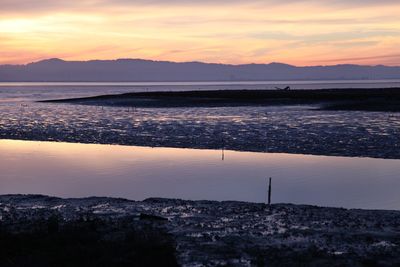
[0,58,399,82]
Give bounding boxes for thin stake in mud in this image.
[221,136,225,161]
[267,177,272,206]
[264,112,268,152]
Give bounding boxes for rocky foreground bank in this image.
[1,195,400,266]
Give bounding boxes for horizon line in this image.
[2,57,399,68]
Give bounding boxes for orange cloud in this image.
[0,1,399,65]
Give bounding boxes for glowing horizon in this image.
[1,0,400,66]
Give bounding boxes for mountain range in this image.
[0,58,399,82]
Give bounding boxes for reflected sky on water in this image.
[1,139,399,210]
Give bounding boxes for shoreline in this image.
[41,88,400,112]
[2,88,400,160]
[1,194,400,266]
[1,137,398,161]
[1,133,399,160]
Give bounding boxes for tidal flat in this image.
[1,96,399,159]
[41,88,400,111]
[1,195,400,267]
[2,86,400,266]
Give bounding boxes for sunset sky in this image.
[0,0,400,66]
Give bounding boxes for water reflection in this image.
[1,139,399,210]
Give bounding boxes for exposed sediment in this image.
[41,88,400,111]
[1,104,400,159]
[1,195,400,266]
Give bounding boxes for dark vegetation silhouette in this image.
[42,88,400,111]
[0,216,178,267]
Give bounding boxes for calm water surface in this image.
[1,80,400,102]
[1,139,399,210]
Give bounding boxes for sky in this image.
[0,0,400,66]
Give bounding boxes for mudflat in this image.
[1,195,400,266]
[41,88,400,111]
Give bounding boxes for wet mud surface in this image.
[1,101,400,159]
[1,195,400,266]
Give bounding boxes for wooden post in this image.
[221,135,225,161]
[268,177,272,205]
